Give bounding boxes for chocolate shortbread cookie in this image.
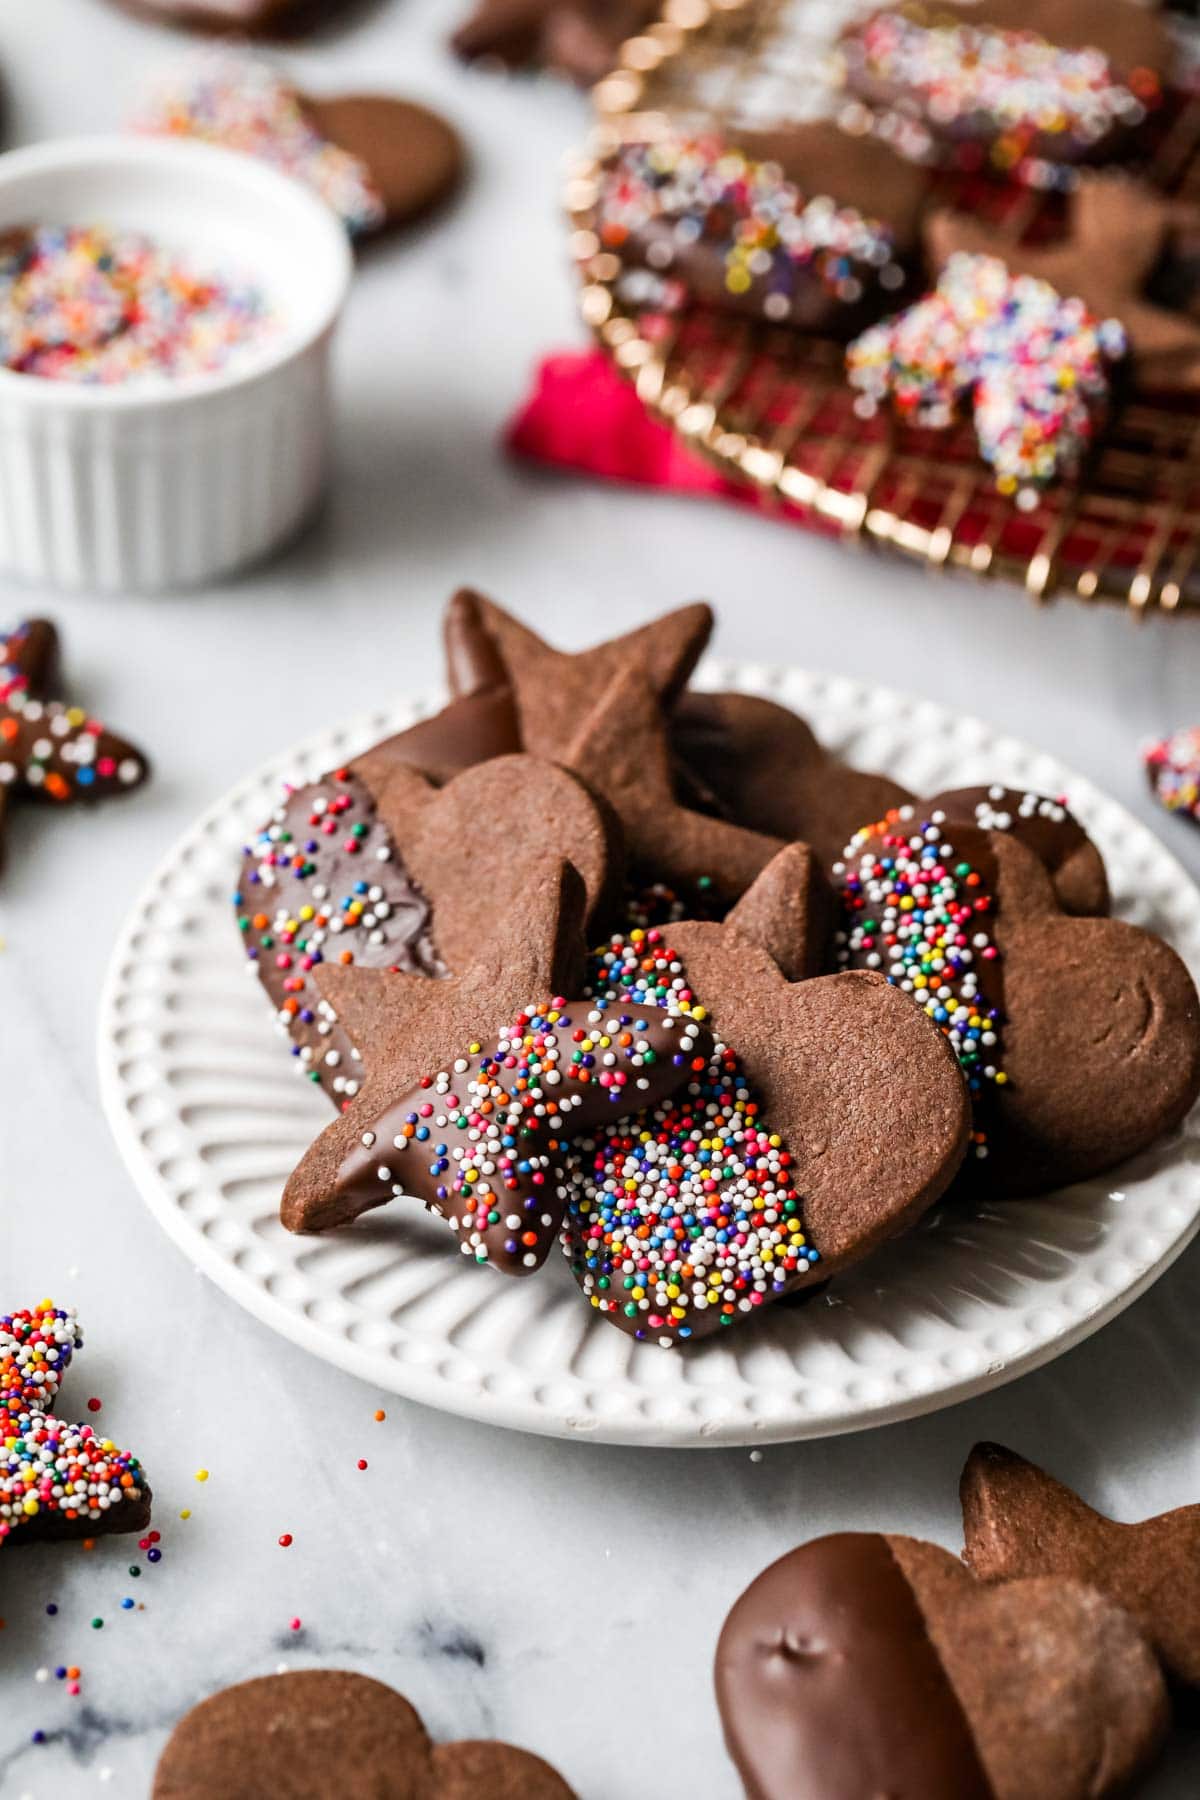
[716,1532,1169,1800]
[281,760,714,1270]
[138,56,463,238]
[834,807,1200,1192]
[235,592,519,1104]
[0,618,148,875]
[154,1670,574,1799]
[451,0,657,83]
[962,1441,1200,1695]
[597,123,925,334]
[2,1302,151,1547]
[561,842,970,1343]
[672,691,1108,917]
[839,0,1173,175]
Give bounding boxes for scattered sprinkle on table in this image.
[0,226,274,386]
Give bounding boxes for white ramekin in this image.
[0,135,353,593]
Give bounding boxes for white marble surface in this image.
[2,1,1200,1795]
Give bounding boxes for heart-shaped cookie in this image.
[961,1440,1200,1696]
[834,806,1200,1192]
[561,843,970,1343]
[153,1670,575,1798]
[715,1531,1169,1800]
[137,54,462,237]
[2,1302,151,1546]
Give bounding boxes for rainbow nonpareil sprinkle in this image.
[833,809,1004,1158]
[135,55,385,238]
[845,13,1154,176]
[599,135,905,321]
[1,1303,148,1544]
[0,226,274,385]
[562,931,811,1346]
[847,252,1127,498]
[1145,727,1200,825]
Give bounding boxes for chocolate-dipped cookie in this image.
[715,1531,1169,1800]
[833,806,1200,1192]
[280,758,716,1270]
[0,618,148,876]
[235,592,519,1104]
[138,55,463,238]
[962,1440,1200,1696]
[153,1670,574,1799]
[597,123,924,334]
[451,0,657,83]
[2,1302,151,1547]
[561,842,970,1343]
[838,0,1172,178]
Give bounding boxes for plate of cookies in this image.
[571,0,1200,612]
[99,594,1200,1445]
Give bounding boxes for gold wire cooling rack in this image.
[566,0,1200,613]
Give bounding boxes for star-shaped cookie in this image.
[451,0,658,84]
[0,619,148,873]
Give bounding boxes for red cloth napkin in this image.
[506,348,780,516]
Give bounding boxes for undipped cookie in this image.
[0,618,148,876]
[153,1670,574,1799]
[833,806,1200,1192]
[671,692,1108,917]
[561,842,970,1343]
[715,1531,1169,1800]
[961,1440,1200,1695]
[2,1302,151,1546]
[137,54,462,236]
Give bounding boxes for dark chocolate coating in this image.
[621,122,925,337]
[235,770,442,1105]
[716,1534,991,1800]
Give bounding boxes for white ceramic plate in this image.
[98,662,1200,1447]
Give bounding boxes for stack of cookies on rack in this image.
[233,592,1200,1347]
[587,0,1200,506]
